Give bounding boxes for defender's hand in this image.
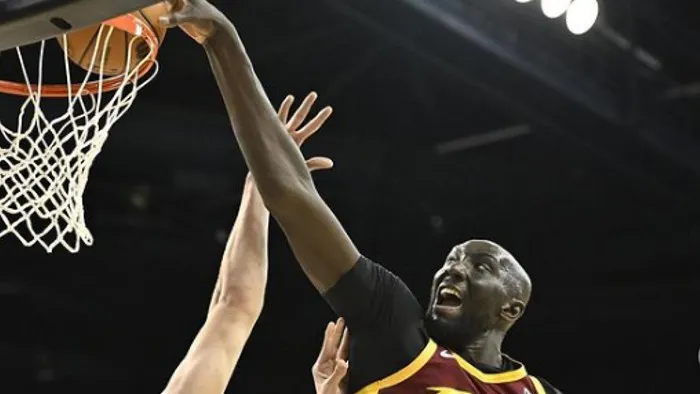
[278,92,334,148]
[248,91,334,184]
[280,91,334,172]
[159,0,225,44]
[312,318,349,394]
[305,157,333,173]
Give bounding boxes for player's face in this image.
[425,240,510,349]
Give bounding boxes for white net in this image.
[0,24,159,253]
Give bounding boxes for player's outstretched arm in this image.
[161,98,333,394]
[161,177,267,394]
[160,0,359,293]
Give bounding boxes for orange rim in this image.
[0,13,160,98]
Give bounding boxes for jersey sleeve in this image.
[322,256,429,393]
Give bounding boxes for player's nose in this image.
[444,263,467,281]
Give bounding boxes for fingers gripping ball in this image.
[57,2,170,76]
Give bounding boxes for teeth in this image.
[439,287,461,299]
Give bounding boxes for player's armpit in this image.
[161,305,258,394]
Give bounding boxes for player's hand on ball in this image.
[313,318,349,394]
[159,0,225,44]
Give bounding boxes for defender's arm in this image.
[162,177,268,394]
[159,83,334,394]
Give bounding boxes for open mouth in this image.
[436,286,462,309]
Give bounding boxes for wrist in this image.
[204,15,236,47]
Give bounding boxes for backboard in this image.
[0,0,162,51]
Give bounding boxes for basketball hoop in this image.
[0,13,161,253]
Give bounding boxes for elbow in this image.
[216,280,266,322]
[217,293,264,324]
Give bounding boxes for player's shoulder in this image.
[532,376,563,394]
[351,254,406,286]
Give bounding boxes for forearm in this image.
[203,21,314,203]
[163,309,255,394]
[163,178,268,394]
[207,276,221,314]
[215,176,270,317]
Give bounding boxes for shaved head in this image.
[426,239,532,350]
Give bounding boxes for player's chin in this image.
[428,304,463,321]
[425,305,462,328]
[425,311,463,347]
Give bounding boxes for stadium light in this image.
[566,0,599,35]
[540,0,572,19]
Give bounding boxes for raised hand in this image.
[278,92,334,146]
[312,318,350,394]
[278,92,334,172]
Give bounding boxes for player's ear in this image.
[500,299,525,322]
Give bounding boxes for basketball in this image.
[56,2,170,76]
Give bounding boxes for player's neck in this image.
[459,331,504,368]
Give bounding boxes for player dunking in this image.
[162,1,563,393]
[160,90,345,394]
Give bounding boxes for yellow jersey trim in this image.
[355,340,438,394]
[529,376,547,394]
[452,352,528,384]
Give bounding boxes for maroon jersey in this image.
[356,341,547,394]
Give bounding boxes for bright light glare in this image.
[540,0,572,18]
[514,0,533,3]
[566,0,599,35]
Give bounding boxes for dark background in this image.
[1,0,700,392]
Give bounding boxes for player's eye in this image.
[475,263,490,272]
